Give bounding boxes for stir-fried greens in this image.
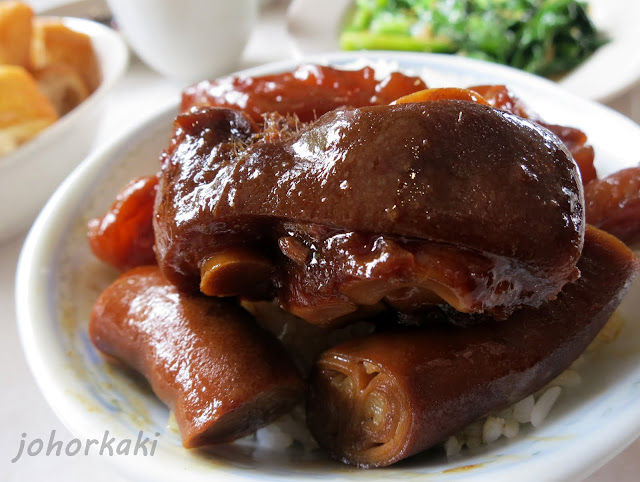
[340,0,607,77]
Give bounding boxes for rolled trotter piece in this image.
[89,266,303,448]
[181,64,427,123]
[585,165,640,245]
[306,226,639,468]
[155,100,584,322]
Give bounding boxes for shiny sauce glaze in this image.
[90,266,303,447]
[154,100,584,325]
[306,227,639,468]
[181,64,428,123]
[277,225,570,326]
[89,71,608,277]
[470,84,597,184]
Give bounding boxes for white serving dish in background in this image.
[286,0,640,102]
[0,16,128,241]
[16,52,640,481]
[105,0,257,81]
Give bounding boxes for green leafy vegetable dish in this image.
[340,0,607,77]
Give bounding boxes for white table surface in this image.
[3,1,640,480]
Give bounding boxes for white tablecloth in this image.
[3,1,640,480]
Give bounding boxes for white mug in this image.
[106,0,258,81]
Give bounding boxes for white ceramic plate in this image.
[16,52,640,481]
[286,0,640,102]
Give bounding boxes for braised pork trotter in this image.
[89,266,303,448]
[155,100,585,324]
[306,227,638,467]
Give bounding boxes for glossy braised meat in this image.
[181,64,427,123]
[87,74,598,276]
[306,226,639,468]
[88,77,597,277]
[88,175,159,271]
[470,84,597,184]
[277,225,572,325]
[586,165,640,244]
[155,100,585,325]
[89,266,303,448]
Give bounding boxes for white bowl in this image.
[105,0,257,81]
[16,52,640,481]
[0,16,128,241]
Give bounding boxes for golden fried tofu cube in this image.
[33,62,90,116]
[0,65,58,156]
[30,18,101,93]
[0,1,34,67]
